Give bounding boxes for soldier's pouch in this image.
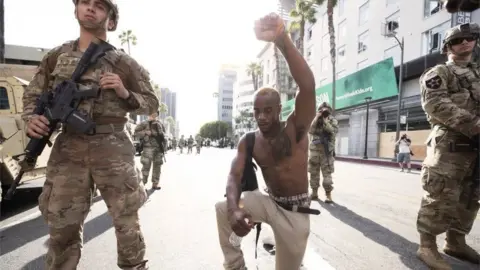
[421,167,446,196]
[121,168,147,213]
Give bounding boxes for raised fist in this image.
[254,13,286,42]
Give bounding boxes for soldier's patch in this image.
[425,75,442,89]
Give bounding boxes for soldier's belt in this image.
[63,123,125,135]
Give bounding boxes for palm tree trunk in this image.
[274,48,281,92]
[327,0,336,113]
[251,74,257,91]
[127,39,131,55]
[0,0,5,63]
[299,20,305,56]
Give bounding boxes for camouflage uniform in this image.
[195,135,203,154]
[417,23,480,269]
[22,2,159,269]
[308,103,338,202]
[171,137,177,150]
[187,135,194,154]
[178,135,185,153]
[134,119,165,188]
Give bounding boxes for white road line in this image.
[0,210,42,231]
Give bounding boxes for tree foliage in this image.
[234,110,255,131]
[199,121,231,140]
[246,62,262,91]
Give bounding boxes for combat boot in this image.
[325,192,333,203]
[416,233,451,270]
[443,230,480,264]
[310,189,319,200]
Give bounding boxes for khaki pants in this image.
[215,190,310,270]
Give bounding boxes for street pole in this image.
[363,97,372,159]
[393,36,405,160]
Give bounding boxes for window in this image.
[424,0,444,18]
[0,87,9,110]
[307,47,313,60]
[336,70,347,79]
[308,28,313,40]
[321,57,330,73]
[357,59,369,70]
[338,20,347,44]
[358,31,369,53]
[322,12,328,30]
[338,0,345,16]
[337,46,346,64]
[359,1,369,26]
[266,74,270,84]
[422,21,450,55]
[386,12,400,33]
[386,0,398,6]
[384,45,401,65]
[322,34,329,55]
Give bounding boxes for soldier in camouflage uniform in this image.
[187,135,194,154]
[171,136,177,151]
[416,23,480,269]
[308,102,338,203]
[22,1,158,269]
[178,135,185,153]
[134,112,166,190]
[195,134,203,154]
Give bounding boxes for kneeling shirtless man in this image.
[215,13,317,270]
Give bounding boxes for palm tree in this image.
[315,0,337,112]
[0,0,5,63]
[246,62,261,91]
[289,0,317,56]
[118,30,137,55]
[165,116,175,126]
[150,81,168,115]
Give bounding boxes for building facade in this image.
[232,66,257,135]
[217,65,238,127]
[278,0,479,160]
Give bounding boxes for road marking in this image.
[302,246,335,270]
[0,210,42,231]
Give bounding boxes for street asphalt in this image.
[0,147,479,270]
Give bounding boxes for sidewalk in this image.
[336,155,422,170]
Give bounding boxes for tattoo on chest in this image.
[269,130,292,163]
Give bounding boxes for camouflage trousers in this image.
[140,147,163,186]
[417,129,480,236]
[39,132,148,270]
[196,145,201,153]
[308,145,335,193]
[187,145,193,153]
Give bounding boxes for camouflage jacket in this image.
[309,115,339,150]
[179,138,185,146]
[134,120,166,149]
[187,138,194,146]
[22,40,159,125]
[420,60,480,138]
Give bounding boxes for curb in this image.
[336,156,422,170]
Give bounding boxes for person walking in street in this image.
[22,0,159,269]
[134,111,166,190]
[416,22,480,269]
[308,102,338,203]
[187,135,194,154]
[215,12,319,270]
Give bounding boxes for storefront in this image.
[281,53,445,160]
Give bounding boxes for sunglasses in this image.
[449,36,476,46]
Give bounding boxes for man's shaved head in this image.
[253,87,282,133]
[254,87,281,104]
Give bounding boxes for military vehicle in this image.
[0,64,54,196]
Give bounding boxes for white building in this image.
[216,65,238,127]
[273,0,480,159]
[307,0,475,86]
[232,67,257,135]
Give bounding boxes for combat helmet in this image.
[317,102,333,112]
[442,22,480,53]
[72,0,119,31]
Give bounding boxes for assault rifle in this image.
[468,135,480,210]
[4,38,114,200]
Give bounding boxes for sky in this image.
[4,0,278,135]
